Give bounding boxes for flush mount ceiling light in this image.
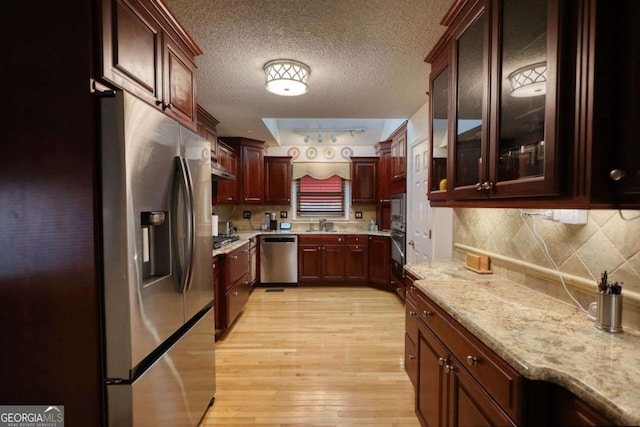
[264,59,310,96]
[293,128,365,143]
[509,62,547,97]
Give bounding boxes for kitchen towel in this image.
[212,215,218,236]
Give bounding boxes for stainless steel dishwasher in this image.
[260,235,298,284]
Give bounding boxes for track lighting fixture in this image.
[294,128,365,143]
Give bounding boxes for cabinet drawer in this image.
[225,243,249,289]
[417,291,522,422]
[298,234,344,245]
[345,235,368,245]
[225,274,250,327]
[404,333,417,389]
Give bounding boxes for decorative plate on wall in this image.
[340,147,354,159]
[305,147,318,159]
[287,146,300,160]
[323,147,335,159]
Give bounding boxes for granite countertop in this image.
[212,229,391,257]
[404,259,640,426]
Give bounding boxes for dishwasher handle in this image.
[261,236,297,243]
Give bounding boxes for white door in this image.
[407,138,432,264]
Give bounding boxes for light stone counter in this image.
[212,230,390,257]
[404,259,640,426]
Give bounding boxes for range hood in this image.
[211,160,236,181]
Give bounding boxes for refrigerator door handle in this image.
[172,156,196,293]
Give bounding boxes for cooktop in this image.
[213,235,240,249]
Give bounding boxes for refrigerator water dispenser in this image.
[141,211,171,280]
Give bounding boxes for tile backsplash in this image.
[453,208,640,328]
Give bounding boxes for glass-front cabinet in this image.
[427,0,566,202]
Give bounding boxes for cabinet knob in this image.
[231,255,238,260]
[438,356,447,366]
[408,354,416,360]
[466,356,478,366]
[422,310,432,317]
[227,197,233,201]
[338,237,342,242]
[409,311,417,316]
[482,181,493,190]
[445,364,454,374]
[475,182,482,191]
[233,291,238,296]
[609,169,626,182]
[410,286,416,291]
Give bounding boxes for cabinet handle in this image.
[231,255,238,260]
[466,356,478,366]
[243,281,249,286]
[438,357,447,366]
[445,364,454,374]
[227,197,233,201]
[481,181,494,190]
[408,354,416,360]
[409,311,417,316]
[610,169,626,182]
[422,310,432,317]
[233,291,238,296]
[213,263,216,269]
[338,237,342,242]
[410,286,416,292]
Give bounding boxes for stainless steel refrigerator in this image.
[100,91,215,426]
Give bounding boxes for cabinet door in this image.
[101,0,163,105]
[298,244,322,282]
[392,130,407,181]
[264,157,292,205]
[605,1,640,203]
[489,0,559,198]
[322,244,345,281]
[216,142,238,204]
[377,144,392,203]
[351,157,377,204]
[446,358,515,427]
[241,145,264,204]
[416,321,447,427]
[345,244,368,282]
[225,275,250,328]
[451,1,489,200]
[367,236,390,286]
[163,35,197,131]
[429,48,450,201]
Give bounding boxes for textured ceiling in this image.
[162,0,452,146]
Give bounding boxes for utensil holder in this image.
[595,293,623,333]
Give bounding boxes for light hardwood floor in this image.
[201,286,420,427]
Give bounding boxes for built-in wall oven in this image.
[390,193,406,277]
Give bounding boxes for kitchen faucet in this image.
[319,218,326,231]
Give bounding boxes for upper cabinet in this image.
[390,122,408,182]
[264,156,292,205]
[196,105,219,161]
[215,140,238,204]
[426,0,640,208]
[218,137,266,205]
[351,157,378,204]
[98,0,202,131]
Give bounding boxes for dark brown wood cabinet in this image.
[344,235,368,283]
[215,242,251,338]
[426,0,640,208]
[375,140,393,230]
[215,140,238,204]
[298,235,345,284]
[411,285,524,426]
[264,156,292,205]
[240,143,265,204]
[99,0,201,131]
[367,235,390,288]
[351,157,378,204]
[391,123,408,182]
[197,105,219,162]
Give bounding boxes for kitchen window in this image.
[294,174,348,217]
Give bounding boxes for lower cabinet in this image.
[215,242,250,338]
[406,275,617,426]
[248,236,258,287]
[345,235,368,283]
[368,235,390,288]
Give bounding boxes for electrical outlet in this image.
[355,211,363,219]
[243,211,251,219]
[280,211,287,218]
